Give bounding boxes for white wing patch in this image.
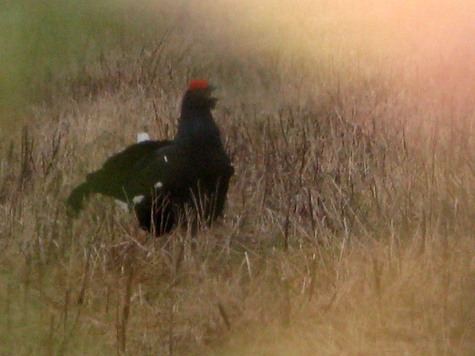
[155,181,163,189]
[137,132,150,142]
[133,195,145,204]
[164,155,168,163]
[115,200,129,212]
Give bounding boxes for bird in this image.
[67,79,234,236]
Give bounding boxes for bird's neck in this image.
[174,109,223,150]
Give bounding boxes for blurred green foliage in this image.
[0,0,132,135]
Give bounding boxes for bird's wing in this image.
[128,144,192,198]
[100,140,171,174]
[85,140,172,200]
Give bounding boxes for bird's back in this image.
[87,140,171,199]
[67,139,172,212]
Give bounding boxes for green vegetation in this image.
[0,0,141,134]
[1,1,474,354]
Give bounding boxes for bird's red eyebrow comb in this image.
[188,79,209,90]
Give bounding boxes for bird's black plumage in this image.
[67,80,234,236]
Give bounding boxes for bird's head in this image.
[182,79,218,112]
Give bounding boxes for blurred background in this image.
[2,0,474,135]
[0,1,474,354]
[1,0,131,133]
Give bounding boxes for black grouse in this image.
[67,80,234,236]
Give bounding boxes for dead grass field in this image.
[0,1,474,354]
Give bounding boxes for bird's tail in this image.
[66,182,92,215]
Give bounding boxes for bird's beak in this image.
[209,84,218,92]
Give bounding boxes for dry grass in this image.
[0,1,474,354]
